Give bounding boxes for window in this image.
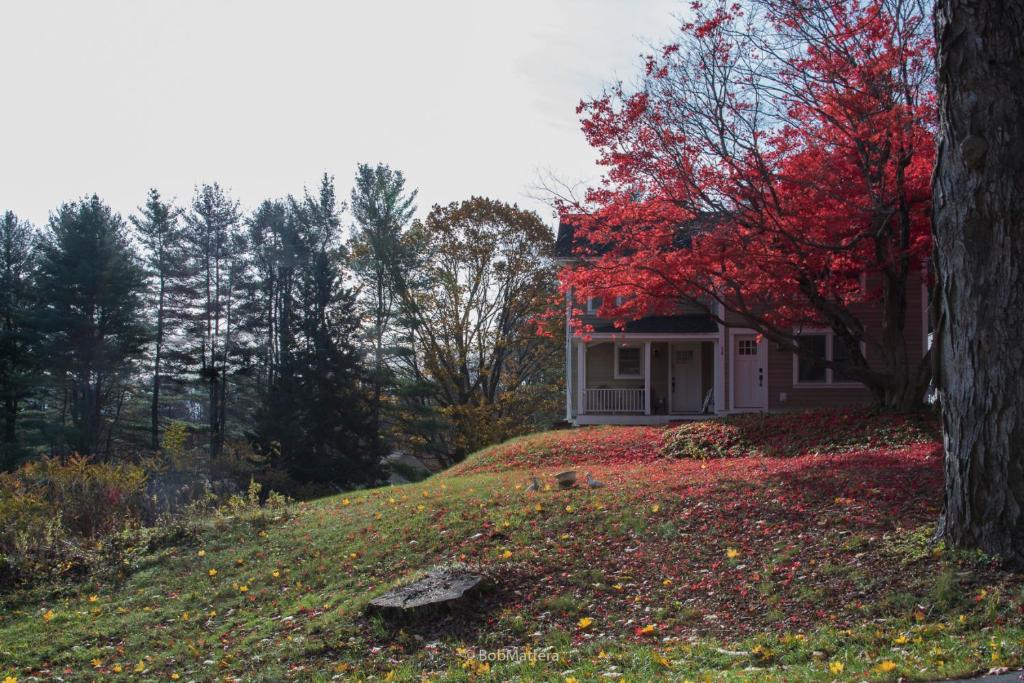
[796,334,827,383]
[586,296,603,314]
[615,345,642,378]
[793,330,864,386]
[831,337,856,382]
[738,339,757,356]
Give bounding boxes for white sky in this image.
[0,0,683,232]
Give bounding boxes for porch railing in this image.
[584,387,645,414]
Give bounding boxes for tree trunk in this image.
[934,0,1024,563]
[151,279,164,451]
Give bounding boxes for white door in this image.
[733,335,764,409]
[671,343,702,412]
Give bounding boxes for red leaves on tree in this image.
[558,0,935,402]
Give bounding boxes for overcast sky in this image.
[0,0,683,231]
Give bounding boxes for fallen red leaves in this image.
[661,408,939,459]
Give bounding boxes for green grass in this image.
[2,427,1023,682]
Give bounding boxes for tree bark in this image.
[934,0,1024,563]
[151,275,164,451]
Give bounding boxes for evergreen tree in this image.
[0,211,38,467]
[130,189,186,450]
[348,163,417,433]
[254,175,380,486]
[179,184,244,460]
[243,199,293,394]
[35,196,149,456]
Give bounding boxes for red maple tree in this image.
[558,0,935,409]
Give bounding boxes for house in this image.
[554,220,929,425]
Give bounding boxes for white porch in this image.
[569,335,726,426]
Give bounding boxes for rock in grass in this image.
[366,568,483,618]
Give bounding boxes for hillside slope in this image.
[2,412,1023,682]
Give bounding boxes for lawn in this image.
[3,410,1024,682]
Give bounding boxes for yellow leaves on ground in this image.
[342,498,351,506]
[577,616,593,629]
[41,610,54,622]
[3,676,17,683]
[650,504,660,513]
[829,661,844,674]
[726,547,740,559]
[875,660,897,673]
[208,568,218,577]
[134,660,145,673]
[197,549,205,557]
[500,549,513,560]
[88,594,98,603]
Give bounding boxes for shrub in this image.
[217,479,293,530]
[10,454,148,537]
[660,408,938,459]
[0,454,148,586]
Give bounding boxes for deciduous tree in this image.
[559,0,935,409]
[401,198,559,460]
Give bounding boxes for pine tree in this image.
[35,196,149,456]
[348,163,417,433]
[0,211,38,467]
[130,189,186,450]
[179,184,244,460]
[254,175,381,486]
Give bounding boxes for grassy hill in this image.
[3,411,1024,682]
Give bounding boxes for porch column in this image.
[577,341,587,415]
[644,341,652,415]
[716,302,727,414]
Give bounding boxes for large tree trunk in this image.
[934,0,1024,563]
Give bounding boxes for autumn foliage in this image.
[559,0,935,409]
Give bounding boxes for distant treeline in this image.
[0,165,561,488]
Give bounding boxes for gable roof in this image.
[555,212,730,259]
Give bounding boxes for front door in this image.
[671,343,702,412]
[733,335,764,409]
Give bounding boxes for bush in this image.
[0,444,297,590]
[0,454,148,586]
[660,408,938,459]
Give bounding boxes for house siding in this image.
[566,270,928,419]
[767,270,928,410]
